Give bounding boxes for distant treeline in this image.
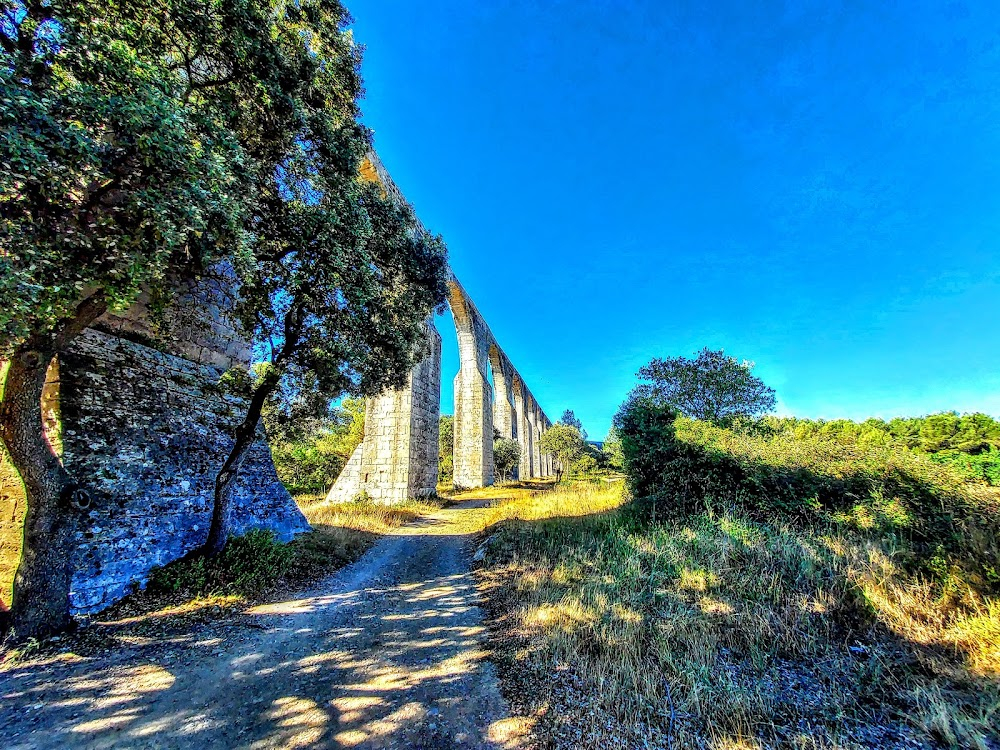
[757,412,1000,486]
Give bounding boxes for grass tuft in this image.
[477,479,1000,749]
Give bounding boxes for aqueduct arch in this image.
[326,155,554,503]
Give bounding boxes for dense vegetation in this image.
[762,412,1000,486]
[476,353,1000,748]
[264,396,365,496]
[1,0,448,637]
[439,414,454,482]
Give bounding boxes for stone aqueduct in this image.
[327,154,554,503]
[0,152,553,615]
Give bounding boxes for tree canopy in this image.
[539,423,585,477]
[633,348,776,425]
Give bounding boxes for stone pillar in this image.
[491,351,514,440]
[513,378,531,480]
[542,426,552,477]
[451,284,494,489]
[326,322,442,504]
[528,402,541,478]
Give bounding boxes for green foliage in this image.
[148,529,292,598]
[602,426,624,470]
[614,396,680,499]
[560,409,587,440]
[572,453,599,475]
[493,437,520,481]
[267,397,365,495]
[2,0,229,345]
[539,423,586,475]
[760,413,1000,484]
[615,400,1000,593]
[2,0,345,350]
[439,414,454,479]
[931,448,1000,486]
[632,348,776,425]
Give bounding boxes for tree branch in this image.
[51,291,108,351]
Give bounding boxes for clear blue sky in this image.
[347,0,1000,439]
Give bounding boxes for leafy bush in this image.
[148,529,292,598]
[931,448,1000,486]
[493,438,521,481]
[270,437,347,495]
[615,401,1000,592]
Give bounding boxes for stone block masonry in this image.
[326,323,442,504]
[0,270,309,615]
[325,156,556,503]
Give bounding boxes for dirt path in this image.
[0,499,527,749]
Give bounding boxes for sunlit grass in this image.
[477,482,1000,748]
[297,493,444,535]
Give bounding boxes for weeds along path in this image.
[0,498,528,750]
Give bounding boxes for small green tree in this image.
[633,348,775,425]
[603,425,624,470]
[493,438,520,482]
[205,182,448,554]
[560,409,588,440]
[439,415,454,481]
[539,423,585,479]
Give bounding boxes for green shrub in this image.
[615,402,1000,593]
[270,438,347,495]
[148,529,292,598]
[931,448,1000,486]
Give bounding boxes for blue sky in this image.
[347,0,1000,439]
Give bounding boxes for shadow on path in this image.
[0,500,529,749]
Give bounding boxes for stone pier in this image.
[326,156,554,504]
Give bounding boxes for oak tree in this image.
[633,348,775,426]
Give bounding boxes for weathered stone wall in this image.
[0,270,309,615]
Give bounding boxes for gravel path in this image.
[0,499,527,749]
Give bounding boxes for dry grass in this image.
[297,492,443,534]
[476,481,1000,749]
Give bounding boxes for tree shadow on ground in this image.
[0,505,529,749]
[476,501,1000,750]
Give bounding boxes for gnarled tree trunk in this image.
[0,294,106,639]
[0,350,76,638]
[204,370,280,557]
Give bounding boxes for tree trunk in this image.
[0,350,76,638]
[0,294,107,639]
[204,372,280,557]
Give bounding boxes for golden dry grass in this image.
[476,481,1000,749]
[297,493,443,535]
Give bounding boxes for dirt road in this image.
[0,499,527,749]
